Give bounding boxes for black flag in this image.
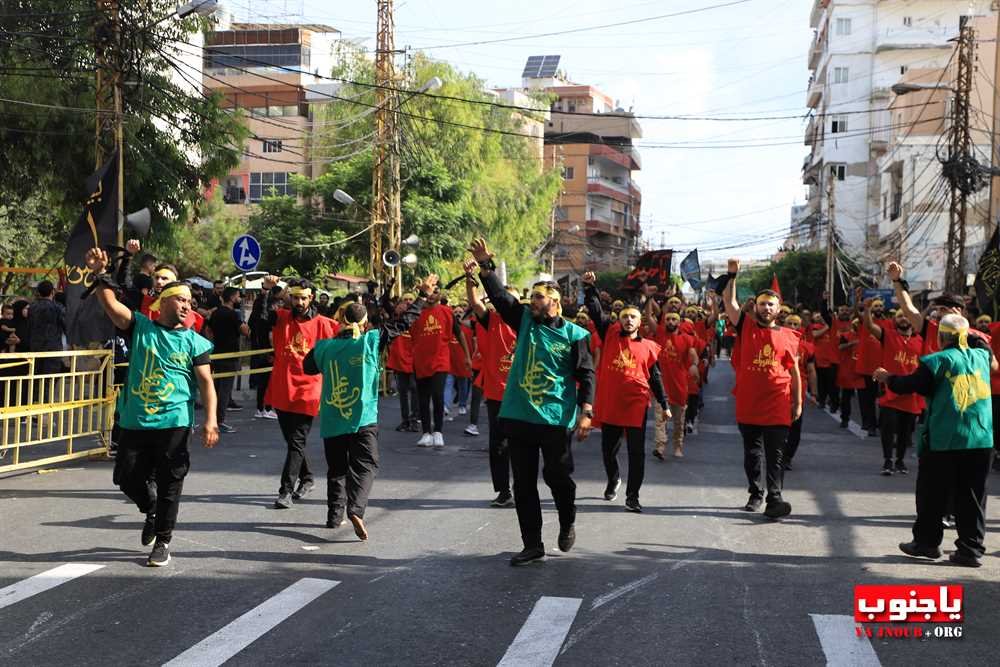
[975,226,1000,321]
[622,249,672,291]
[64,153,119,348]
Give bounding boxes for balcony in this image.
[808,29,825,70]
[587,177,637,205]
[547,112,642,141]
[586,219,615,235]
[804,117,816,146]
[875,26,954,52]
[589,143,641,170]
[809,0,829,29]
[806,75,823,109]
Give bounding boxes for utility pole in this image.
[825,177,835,309]
[945,21,975,294]
[372,0,402,295]
[94,0,125,246]
[990,2,1000,231]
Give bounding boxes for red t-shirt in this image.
[140,294,205,332]
[856,319,891,374]
[386,332,413,374]
[988,322,1000,395]
[734,317,798,426]
[265,310,339,415]
[922,318,990,355]
[878,329,925,414]
[655,329,693,406]
[449,324,473,379]
[836,330,866,390]
[478,311,516,402]
[794,332,815,385]
[411,304,454,378]
[688,335,707,395]
[593,324,661,428]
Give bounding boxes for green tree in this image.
[170,190,249,279]
[248,51,562,284]
[743,250,827,308]
[0,2,247,267]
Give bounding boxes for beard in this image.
[292,305,307,317]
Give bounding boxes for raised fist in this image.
[468,238,492,263]
[85,247,110,275]
[126,239,141,255]
[727,258,740,274]
[887,262,903,281]
[582,271,596,286]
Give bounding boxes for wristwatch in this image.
[581,408,594,418]
[478,258,496,272]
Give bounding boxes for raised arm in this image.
[463,260,488,320]
[469,238,524,333]
[581,271,610,340]
[861,298,883,339]
[887,261,922,331]
[721,258,742,327]
[85,248,133,331]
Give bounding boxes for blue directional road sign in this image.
[231,235,261,272]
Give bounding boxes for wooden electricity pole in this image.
[372,0,402,294]
[825,177,835,309]
[945,21,975,294]
[95,0,125,246]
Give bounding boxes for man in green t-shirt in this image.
[86,248,219,567]
[302,279,431,540]
[874,314,997,568]
[468,238,595,567]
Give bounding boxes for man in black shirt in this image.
[206,287,248,434]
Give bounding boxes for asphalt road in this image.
[1,361,999,666]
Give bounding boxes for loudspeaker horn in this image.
[382,249,401,267]
[125,208,151,238]
[402,234,420,246]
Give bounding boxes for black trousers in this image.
[839,388,856,424]
[859,377,878,430]
[255,374,271,412]
[487,399,510,493]
[600,418,646,501]
[912,448,993,558]
[685,393,700,424]
[416,372,447,433]
[880,407,917,461]
[396,372,418,423]
[738,423,788,503]
[992,397,1000,453]
[324,424,379,521]
[817,365,839,410]
[469,373,483,427]
[212,359,237,425]
[504,418,576,549]
[785,415,803,462]
[114,427,190,543]
[276,409,314,495]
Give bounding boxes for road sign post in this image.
[232,235,261,273]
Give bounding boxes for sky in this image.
[223,0,814,265]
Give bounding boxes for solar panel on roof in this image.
[539,55,561,77]
[522,55,545,78]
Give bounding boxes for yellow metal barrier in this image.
[0,350,116,473]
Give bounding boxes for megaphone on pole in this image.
[125,207,151,238]
[382,249,401,267]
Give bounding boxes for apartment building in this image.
[518,56,643,279]
[802,0,992,269]
[202,21,341,217]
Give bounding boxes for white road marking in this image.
[0,564,105,610]
[498,596,582,667]
[163,578,339,667]
[698,423,740,434]
[822,408,865,438]
[591,573,659,610]
[705,396,729,402]
[810,614,881,667]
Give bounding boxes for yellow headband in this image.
[288,286,313,297]
[153,268,177,282]
[531,286,562,315]
[401,292,416,301]
[976,315,992,324]
[667,297,682,306]
[786,315,802,325]
[664,314,681,322]
[871,299,884,307]
[347,313,368,339]
[756,294,780,306]
[938,322,970,349]
[149,284,191,313]
[779,305,792,313]
[619,306,641,318]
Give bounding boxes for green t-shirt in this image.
[314,331,381,438]
[120,313,213,430]
[499,315,589,428]
[918,347,993,455]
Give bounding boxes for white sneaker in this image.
[432,432,445,448]
[254,410,266,419]
[417,433,433,447]
[265,409,278,420]
[690,424,699,436]
[464,424,479,436]
[459,406,467,415]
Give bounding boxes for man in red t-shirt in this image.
[835,321,867,429]
[722,259,802,519]
[862,304,924,475]
[974,314,1000,470]
[386,294,420,432]
[782,315,818,469]
[855,293,889,436]
[261,276,340,509]
[653,312,699,459]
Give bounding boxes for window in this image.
[900,65,908,75]
[249,172,296,202]
[262,139,282,153]
[563,166,575,180]
[835,18,852,35]
[883,194,888,219]
[568,101,577,113]
[831,115,848,134]
[903,16,912,27]
[250,106,268,117]
[833,67,849,84]
[830,164,846,181]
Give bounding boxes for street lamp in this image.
[891,82,955,96]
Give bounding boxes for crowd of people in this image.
[3,236,996,569]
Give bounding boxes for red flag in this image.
[770,274,782,300]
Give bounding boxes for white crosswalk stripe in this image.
[810,614,881,667]
[0,564,105,611]
[497,596,582,667]
[162,577,340,667]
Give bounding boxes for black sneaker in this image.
[147,541,170,567]
[227,400,242,411]
[652,449,664,461]
[881,460,894,476]
[490,492,514,508]
[218,423,236,434]
[783,460,793,471]
[274,493,293,509]
[624,498,642,513]
[292,480,315,500]
[948,551,982,568]
[839,421,849,429]
[141,512,156,547]
[898,541,942,560]
[510,545,546,566]
[942,514,956,529]
[395,421,407,432]
[557,525,576,552]
[867,428,879,437]
[743,496,763,512]
[894,460,908,475]
[603,478,621,502]
[764,500,792,520]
